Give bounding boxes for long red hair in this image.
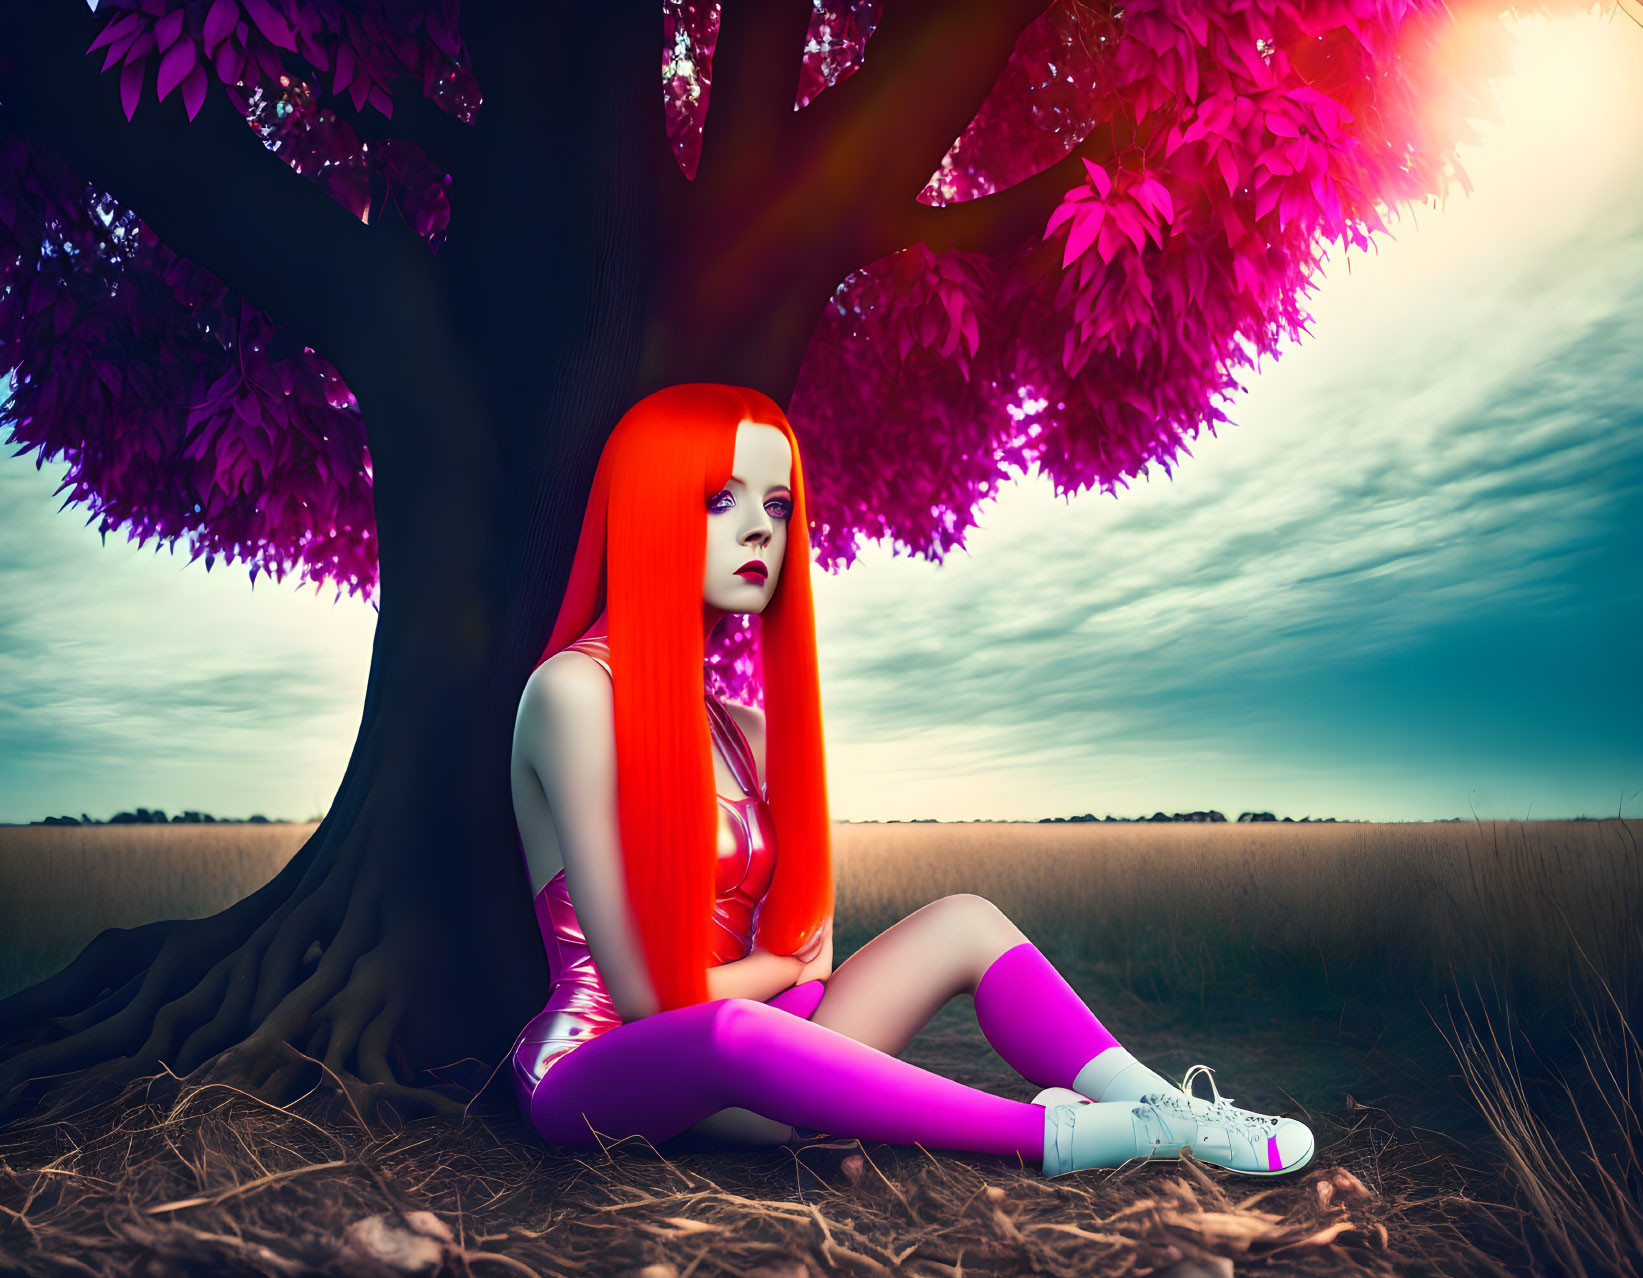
[534,384,833,1012]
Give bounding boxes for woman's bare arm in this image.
[706,948,803,1002]
[518,652,661,1022]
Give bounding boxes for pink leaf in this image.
[1135,177,1174,224]
[1110,206,1147,254]
[154,9,184,52]
[332,41,356,97]
[1081,157,1112,198]
[123,30,156,66]
[182,62,209,120]
[1253,178,1281,221]
[1264,109,1300,139]
[120,58,147,121]
[1064,204,1104,266]
[1062,209,1102,268]
[1278,184,1303,232]
[1045,194,1082,236]
[213,39,242,84]
[242,0,295,51]
[102,32,142,73]
[156,37,197,103]
[202,0,239,52]
[87,11,141,53]
[1096,217,1128,264]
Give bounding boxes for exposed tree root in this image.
[0,707,486,1127]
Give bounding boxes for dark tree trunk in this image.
[0,0,1062,1122]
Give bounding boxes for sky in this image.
[2,10,1640,824]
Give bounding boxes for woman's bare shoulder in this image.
[515,650,613,766]
[521,649,611,704]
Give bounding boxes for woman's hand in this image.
[793,917,833,984]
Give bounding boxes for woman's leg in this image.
[678,982,832,1147]
[529,996,1046,1159]
[809,894,1178,1100]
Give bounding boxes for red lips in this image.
[735,560,768,582]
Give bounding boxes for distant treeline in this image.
[27,809,277,826]
[1045,811,1345,824]
[24,809,1509,827]
[848,811,1370,824]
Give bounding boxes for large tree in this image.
[0,0,1561,1119]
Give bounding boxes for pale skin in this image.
[511,421,1029,1145]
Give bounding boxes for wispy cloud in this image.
[0,451,376,821]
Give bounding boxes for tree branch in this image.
[894,120,1116,259]
[787,0,1054,221]
[693,1,816,196]
[457,0,686,277]
[1,0,399,373]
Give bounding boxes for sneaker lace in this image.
[1143,1087,1281,1143]
[1180,1063,1235,1108]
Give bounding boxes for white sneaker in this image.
[1134,1088,1316,1176]
[1038,1076,1316,1177]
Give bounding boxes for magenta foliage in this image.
[2,0,478,604]
[0,134,377,600]
[661,1,881,180]
[1,0,1576,688]
[783,0,1549,571]
[88,0,472,240]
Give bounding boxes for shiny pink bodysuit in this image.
[510,637,803,1116]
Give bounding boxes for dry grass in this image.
[1,818,1637,1275]
[0,823,316,998]
[1431,907,1643,1277]
[0,1036,1515,1278]
[831,818,1640,1015]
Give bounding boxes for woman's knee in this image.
[704,997,787,1062]
[932,893,1026,944]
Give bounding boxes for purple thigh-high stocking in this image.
[528,991,1045,1159]
[971,941,1122,1088]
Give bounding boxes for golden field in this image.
[832,818,1641,1014]
[2,818,1635,1016]
[0,822,318,999]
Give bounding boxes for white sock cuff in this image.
[1072,1045,1138,1099]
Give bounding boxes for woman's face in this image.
[703,421,794,618]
